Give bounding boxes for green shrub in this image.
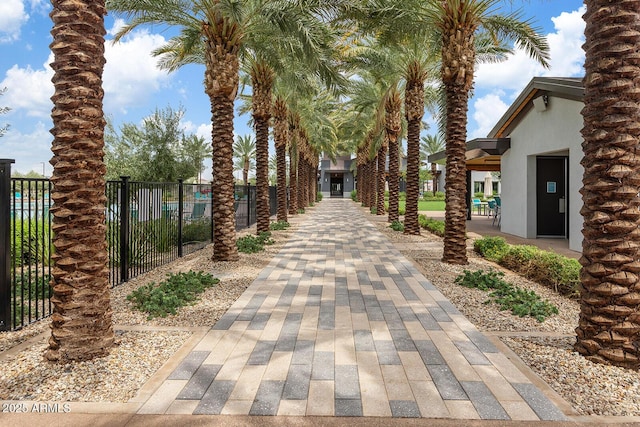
[455,269,559,322]
[474,192,485,199]
[351,190,357,201]
[236,231,274,253]
[423,191,445,201]
[183,218,211,243]
[270,221,290,231]
[474,238,581,297]
[297,208,305,214]
[418,214,444,236]
[370,206,377,214]
[390,220,404,232]
[11,219,53,267]
[527,251,581,296]
[399,192,406,201]
[474,236,509,262]
[499,245,539,272]
[127,271,219,319]
[316,192,323,201]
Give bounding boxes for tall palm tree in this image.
[576,0,640,369]
[421,133,445,195]
[428,0,549,264]
[233,134,256,185]
[46,0,114,362]
[273,95,289,222]
[250,60,275,233]
[385,85,403,223]
[403,59,428,235]
[108,0,243,261]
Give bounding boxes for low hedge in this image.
[418,214,444,236]
[473,236,581,297]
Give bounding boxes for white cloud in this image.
[0,0,49,43]
[475,6,585,92]
[0,56,54,118]
[0,0,28,43]
[103,26,172,113]
[195,123,213,142]
[0,121,52,174]
[545,6,586,77]
[470,92,509,138]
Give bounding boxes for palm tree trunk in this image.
[297,153,305,211]
[404,63,425,235]
[431,162,438,196]
[442,84,469,264]
[255,115,270,233]
[386,88,401,223]
[46,0,114,362]
[404,117,421,234]
[377,140,387,215]
[575,0,640,369]
[274,98,288,223]
[288,143,298,215]
[252,62,274,234]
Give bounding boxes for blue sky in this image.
[0,0,585,177]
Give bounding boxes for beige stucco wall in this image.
[500,96,584,252]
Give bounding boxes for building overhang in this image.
[428,138,510,171]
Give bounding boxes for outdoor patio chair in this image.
[487,199,497,218]
[186,202,207,222]
[492,196,501,226]
[472,198,482,215]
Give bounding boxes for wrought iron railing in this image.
[0,159,277,331]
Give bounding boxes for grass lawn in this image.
[396,200,446,211]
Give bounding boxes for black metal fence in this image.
[0,159,277,331]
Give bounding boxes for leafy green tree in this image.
[104,106,200,182]
[233,134,256,185]
[0,87,10,137]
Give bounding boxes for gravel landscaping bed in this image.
[0,222,298,404]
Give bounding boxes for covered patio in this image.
[428,138,510,221]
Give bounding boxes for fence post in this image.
[178,179,183,257]
[119,176,130,283]
[0,159,15,331]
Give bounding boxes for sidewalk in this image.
[2,199,575,426]
[134,199,566,420]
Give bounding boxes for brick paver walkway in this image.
[139,199,566,420]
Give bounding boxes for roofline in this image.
[488,77,584,138]
[427,138,510,163]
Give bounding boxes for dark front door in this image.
[536,157,567,237]
[330,175,343,197]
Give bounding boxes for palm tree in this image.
[250,60,275,233]
[183,134,211,183]
[385,85,402,223]
[575,0,640,369]
[108,0,244,261]
[46,0,114,362]
[421,133,445,195]
[403,59,428,235]
[233,134,256,185]
[428,0,549,264]
[273,95,289,222]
